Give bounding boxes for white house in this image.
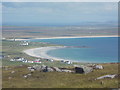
[65,60,72,64]
[22,59,28,63]
[20,41,29,46]
[16,58,25,61]
[12,57,25,61]
[27,61,34,63]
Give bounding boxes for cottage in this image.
[27,61,34,63]
[20,41,29,46]
[13,57,25,61]
[65,61,72,64]
[22,59,28,63]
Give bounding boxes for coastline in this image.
[23,46,67,61]
[14,35,118,41]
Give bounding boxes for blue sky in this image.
[2,2,118,26]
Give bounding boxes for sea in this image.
[29,37,118,63]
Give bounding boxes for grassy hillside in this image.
[2,63,119,88]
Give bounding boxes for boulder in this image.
[62,70,72,73]
[75,67,84,74]
[75,66,93,74]
[23,75,28,78]
[47,67,54,72]
[52,67,62,72]
[27,73,32,76]
[83,66,93,74]
[96,74,117,80]
[29,69,35,72]
[41,65,47,71]
[33,65,42,71]
[11,71,15,74]
[8,77,12,80]
[93,65,103,69]
[42,66,48,72]
[27,67,32,70]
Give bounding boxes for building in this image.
[20,41,29,46]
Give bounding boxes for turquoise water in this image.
[30,37,118,63]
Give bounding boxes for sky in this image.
[2,2,118,26]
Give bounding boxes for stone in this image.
[23,75,28,78]
[11,71,15,74]
[47,67,54,72]
[52,67,62,72]
[94,65,103,69]
[62,70,72,73]
[75,66,93,74]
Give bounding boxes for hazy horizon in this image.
[2,2,118,26]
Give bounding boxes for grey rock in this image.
[93,65,103,69]
[47,67,54,72]
[11,71,15,74]
[29,69,35,72]
[96,74,117,80]
[75,66,93,74]
[62,70,72,72]
[52,67,62,72]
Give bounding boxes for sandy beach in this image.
[23,46,67,61]
[14,35,118,41]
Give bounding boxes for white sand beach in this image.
[15,35,118,41]
[23,46,67,61]
[35,35,118,39]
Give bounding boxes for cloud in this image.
[2,2,118,15]
[2,2,118,24]
[104,3,118,11]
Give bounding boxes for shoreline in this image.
[23,46,118,64]
[20,36,118,63]
[13,35,118,41]
[23,46,68,61]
